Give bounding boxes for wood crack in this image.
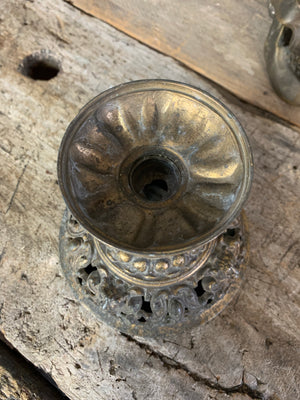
[0,333,70,400]
[5,163,28,215]
[121,333,272,399]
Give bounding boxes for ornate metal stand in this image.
[57,80,253,336]
[265,0,300,105]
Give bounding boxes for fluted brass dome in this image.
[58,80,252,253]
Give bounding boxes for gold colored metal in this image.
[265,0,300,105]
[58,80,253,336]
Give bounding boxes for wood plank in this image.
[0,339,69,400]
[0,0,299,399]
[66,0,300,127]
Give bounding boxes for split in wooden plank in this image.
[0,338,69,400]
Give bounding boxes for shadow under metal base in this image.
[59,209,249,337]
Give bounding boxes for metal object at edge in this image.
[57,80,253,337]
[265,0,300,105]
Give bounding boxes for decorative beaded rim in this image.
[59,210,249,336]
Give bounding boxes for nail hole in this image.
[109,360,117,375]
[265,338,273,349]
[19,51,60,80]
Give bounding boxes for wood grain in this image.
[65,0,300,127]
[0,0,299,399]
[0,340,69,400]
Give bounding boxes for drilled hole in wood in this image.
[20,52,60,80]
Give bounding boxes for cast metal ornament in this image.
[58,80,253,336]
[265,0,300,105]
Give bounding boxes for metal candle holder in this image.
[58,80,253,336]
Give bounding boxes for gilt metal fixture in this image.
[58,80,253,336]
[265,0,300,105]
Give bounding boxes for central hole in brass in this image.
[143,179,168,201]
[130,157,180,202]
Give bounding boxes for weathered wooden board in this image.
[0,1,299,400]
[65,0,300,127]
[0,339,69,400]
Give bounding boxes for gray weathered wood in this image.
[65,0,300,127]
[0,339,68,400]
[0,0,299,399]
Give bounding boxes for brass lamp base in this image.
[60,209,248,336]
[57,80,253,336]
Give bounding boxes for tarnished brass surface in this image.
[58,80,253,335]
[58,80,252,253]
[265,0,300,105]
[59,209,249,336]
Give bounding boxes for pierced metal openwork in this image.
[58,80,253,336]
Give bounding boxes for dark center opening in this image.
[130,157,180,202]
[20,53,60,81]
[140,297,152,313]
[27,61,59,80]
[280,26,293,47]
[143,178,168,201]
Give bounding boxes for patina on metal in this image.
[57,80,253,336]
[265,0,300,105]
